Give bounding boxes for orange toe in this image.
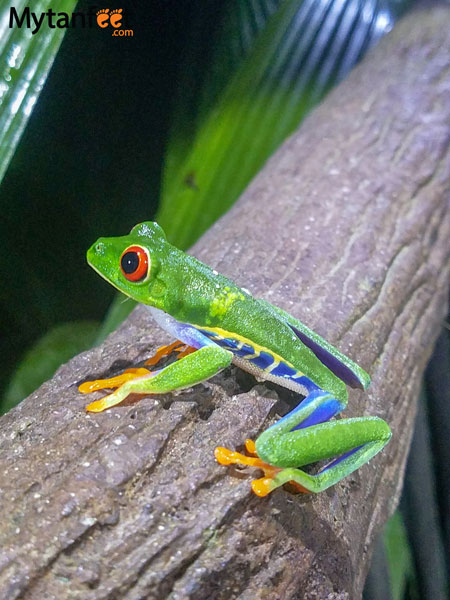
[174,345,196,359]
[251,477,274,497]
[79,368,150,394]
[245,439,257,455]
[85,397,113,413]
[215,446,272,469]
[144,341,184,366]
[215,447,236,465]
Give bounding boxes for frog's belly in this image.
[196,326,316,397]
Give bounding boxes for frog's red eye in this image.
[120,246,149,281]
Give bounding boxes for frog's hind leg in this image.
[215,375,345,482]
[216,377,391,496]
[251,386,391,496]
[273,383,346,431]
[254,416,391,496]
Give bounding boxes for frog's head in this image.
[87,222,169,307]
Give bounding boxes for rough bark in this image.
[1,7,449,600]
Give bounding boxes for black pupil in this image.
[121,251,139,274]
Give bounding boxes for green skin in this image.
[83,222,391,494]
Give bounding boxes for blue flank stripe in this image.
[215,337,236,350]
[199,330,257,356]
[198,327,315,387]
[235,343,255,356]
[271,362,297,377]
[249,351,275,370]
[291,375,320,394]
[203,330,219,338]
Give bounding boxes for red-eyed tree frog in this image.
[79,222,391,497]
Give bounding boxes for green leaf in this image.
[162,0,280,192]
[383,511,417,600]
[158,0,411,249]
[0,0,78,185]
[2,320,99,413]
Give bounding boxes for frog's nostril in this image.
[95,243,105,253]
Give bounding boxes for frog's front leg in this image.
[82,344,232,412]
[79,340,197,394]
[217,388,391,496]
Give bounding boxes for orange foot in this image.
[215,440,281,497]
[144,341,196,367]
[215,439,310,496]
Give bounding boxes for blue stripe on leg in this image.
[294,394,344,430]
[289,377,345,429]
[320,445,363,472]
[266,385,344,433]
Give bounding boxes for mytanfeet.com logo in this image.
[9,6,134,36]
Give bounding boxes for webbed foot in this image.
[144,341,196,367]
[215,441,288,497]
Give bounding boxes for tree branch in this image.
[1,7,449,599]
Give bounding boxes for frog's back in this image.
[174,256,361,395]
[191,294,332,396]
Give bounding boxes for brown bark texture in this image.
[1,7,449,600]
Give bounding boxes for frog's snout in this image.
[86,238,110,271]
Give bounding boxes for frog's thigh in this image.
[86,344,232,412]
